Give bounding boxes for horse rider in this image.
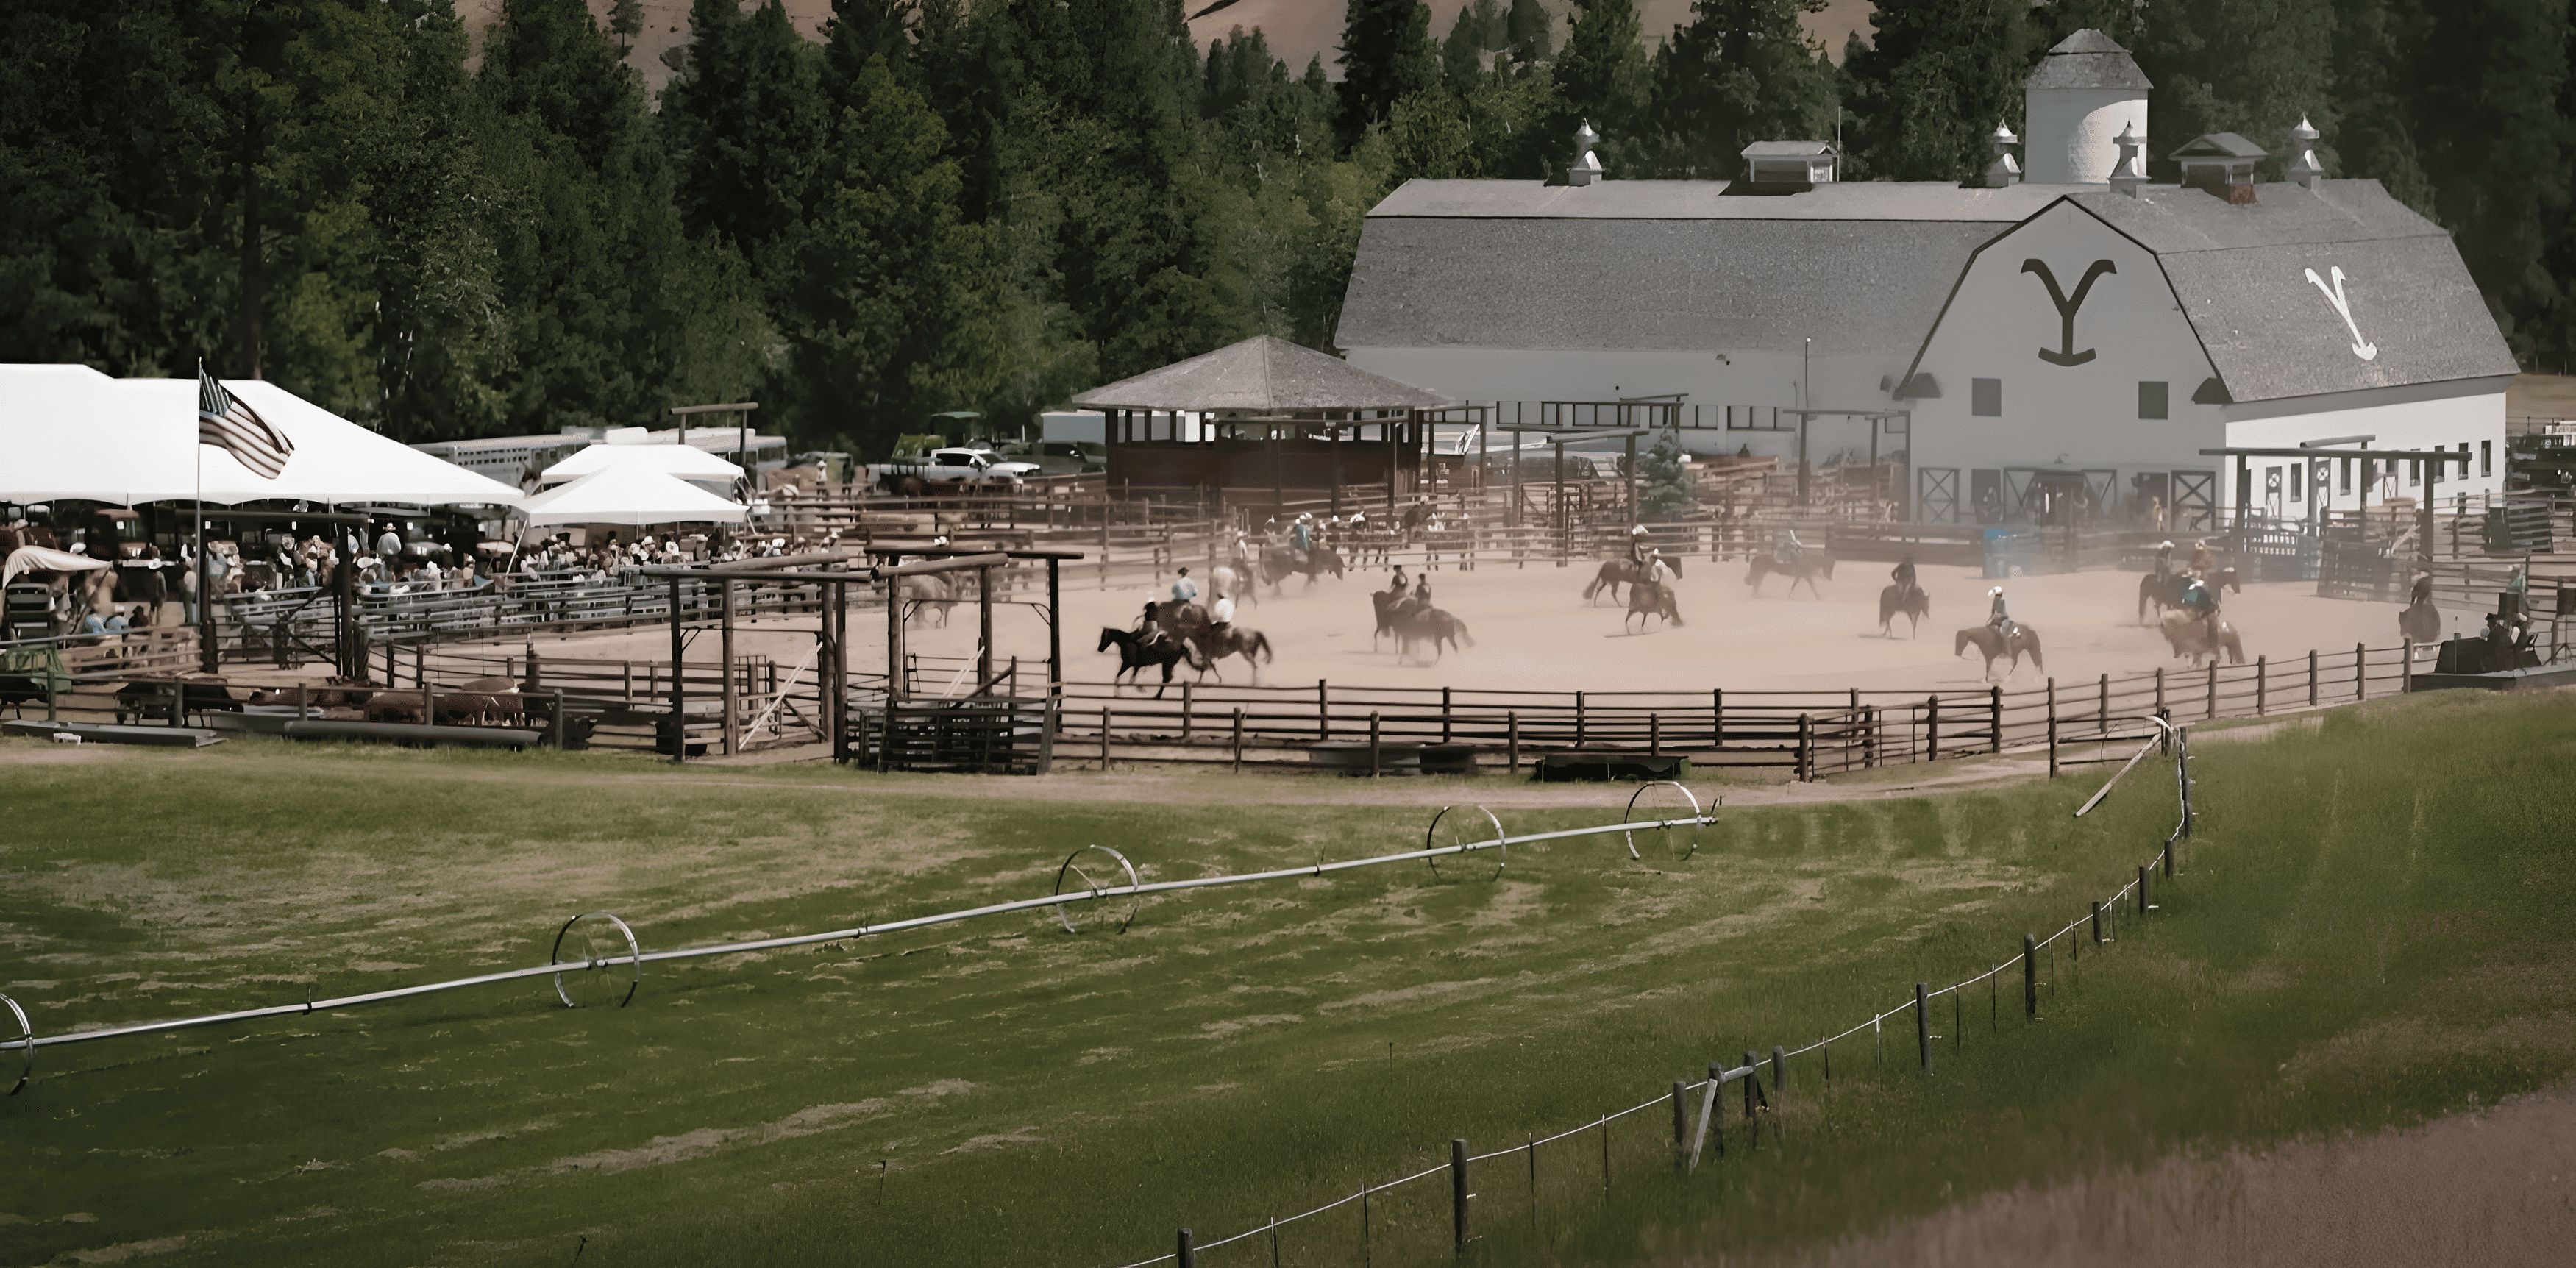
[1890,553,1919,601]
[1170,566,1199,608]
[1290,513,1313,563]
[1775,527,1806,567]
[1645,549,1675,600]
[1387,565,1409,599]
[2410,571,2435,608]
[2152,540,2176,580]
[1987,585,2016,639]
[2180,571,2221,644]
[2502,558,2530,633]
[1412,572,1433,606]
[1134,599,1165,646]
[2188,538,2216,577]
[1207,587,1235,643]
[1626,524,1652,567]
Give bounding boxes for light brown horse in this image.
[1879,584,1929,638]
[1626,580,1683,631]
[1746,552,1834,598]
[1392,606,1473,662]
[2159,615,2245,666]
[1954,623,2043,680]
[1583,555,1683,605]
[1187,623,1275,683]
[2138,567,2240,622]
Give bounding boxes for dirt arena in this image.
[505,558,2467,697]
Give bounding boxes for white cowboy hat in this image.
[1988,586,2004,596]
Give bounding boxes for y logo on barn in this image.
[2303,266,2378,361]
[2021,258,2118,366]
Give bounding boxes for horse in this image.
[1392,606,1473,663]
[1097,627,1195,699]
[1187,624,1274,683]
[1259,545,1345,592]
[2159,615,2245,666]
[1150,599,1207,641]
[1583,555,1683,605]
[1879,584,1929,638]
[2398,600,2440,644]
[1369,589,1417,648]
[1626,580,1683,631]
[1954,623,2043,680]
[2138,567,2240,623]
[898,574,956,627]
[1746,552,1835,598]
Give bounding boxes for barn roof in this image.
[1340,179,2085,356]
[2071,181,2519,401]
[1072,335,1451,413]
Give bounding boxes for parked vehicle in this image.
[866,447,1042,495]
[1000,440,1105,477]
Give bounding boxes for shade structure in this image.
[2,545,113,590]
[538,442,744,486]
[521,467,747,527]
[1072,335,1451,414]
[0,365,524,507]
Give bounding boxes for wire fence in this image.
[1103,719,2195,1268]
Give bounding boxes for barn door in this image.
[2083,469,2118,520]
[1917,467,1959,523]
[2170,469,2216,531]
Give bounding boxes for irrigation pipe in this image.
[0,811,1714,1058]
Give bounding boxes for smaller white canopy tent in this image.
[521,467,747,527]
[538,442,744,486]
[2,545,114,590]
[0,366,524,507]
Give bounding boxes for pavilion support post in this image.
[1329,424,1343,517]
[719,580,737,756]
[1387,418,1399,519]
[1625,430,1639,527]
[667,575,686,763]
[1554,441,1568,564]
[977,565,995,691]
[1047,558,1063,703]
[1270,428,1284,515]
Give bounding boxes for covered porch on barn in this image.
[1072,335,1452,516]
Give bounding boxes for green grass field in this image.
[2,690,2572,1267]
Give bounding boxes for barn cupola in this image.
[1982,121,2022,188]
[2108,122,2148,196]
[1739,140,1837,188]
[1568,121,1604,186]
[2022,29,2152,185]
[2283,115,2325,188]
[2170,133,2266,202]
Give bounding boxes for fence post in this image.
[1914,982,1931,1072]
[2402,638,2414,692]
[2023,934,2039,1019]
[1707,1061,1726,1158]
[1318,679,1330,740]
[2308,649,2319,706]
[1925,695,1940,761]
[2138,864,2151,915]
[1101,707,1112,772]
[1988,685,2002,753]
[1507,711,1520,772]
[1181,681,1194,746]
[1450,1138,1470,1255]
[2206,661,2219,719]
[1442,685,1453,744]
[2155,666,2166,716]
[1369,710,1383,777]
[1771,1044,1786,1095]
[1575,691,1587,747]
[1795,713,1811,780]
[550,688,566,749]
[2256,654,2267,714]
[1649,710,1661,758]
[2356,642,2367,700]
[1712,688,1724,747]
[1741,1050,1759,1145]
[2045,677,2058,779]
[1863,704,1879,768]
[1671,1080,1689,1173]
[1176,1228,1195,1268]
[1231,707,1245,773]
[2092,900,2107,943]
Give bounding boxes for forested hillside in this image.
[1,0,2566,457]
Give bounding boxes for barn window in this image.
[2339,457,2352,494]
[1971,378,2002,417]
[2289,465,2303,502]
[2481,440,2493,477]
[2137,381,2168,419]
[2409,459,2421,486]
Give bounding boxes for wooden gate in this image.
[1916,467,1959,523]
[2170,469,2217,531]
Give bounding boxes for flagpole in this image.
[196,360,213,675]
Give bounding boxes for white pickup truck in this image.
[868,447,1042,494]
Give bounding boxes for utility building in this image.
[1336,30,2515,529]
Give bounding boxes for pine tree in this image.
[663,0,829,268]
[1649,0,1839,179]
[1506,0,1554,62]
[1640,427,1693,519]
[609,0,644,54]
[1338,0,1440,148]
[1547,0,1653,175]
[824,0,914,95]
[2130,0,2337,179]
[1839,0,2031,182]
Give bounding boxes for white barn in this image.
[1336,30,2517,528]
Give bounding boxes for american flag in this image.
[197,369,293,479]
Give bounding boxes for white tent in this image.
[0,365,524,507]
[520,467,747,527]
[538,442,744,486]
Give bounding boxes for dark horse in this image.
[1259,545,1345,591]
[1582,555,1683,605]
[1954,623,2043,680]
[1878,584,1929,637]
[1626,580,1683,631]
[1097,627,1196,699]
[2137,567,2240,623]
[1746,552,1835,598]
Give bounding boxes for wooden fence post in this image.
[1507,711,1520,772]
[1442,685,1453,744]
[2138,864,2151,915]
[1671,1080,1689,1174]
[1231,707,1245,772]
[1988,685,2002,753]
[1181,681,1194,745]
[1712,688,1724,747]
[2096,672,2109,735]
[1914,982,1931,1072]
[1795,713,1811,780]
[1368,710,1382,777]
[2256,655,2267,714]
[1176,1228,1195,1268]
[1575,691,1587,747]
[2155,666,2166,716]
[2402,638,2413,692]
[1450,1139,1470,1255]
[2045,677,2059,779]
[1100,707,1112,772]
[2206,662,2219,719]
[1650,710,1662,757]
[2355,642,2367,700]
[1317,679,1330,740]
[1925,695,1940,761]
[2023,934,2038,1018]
